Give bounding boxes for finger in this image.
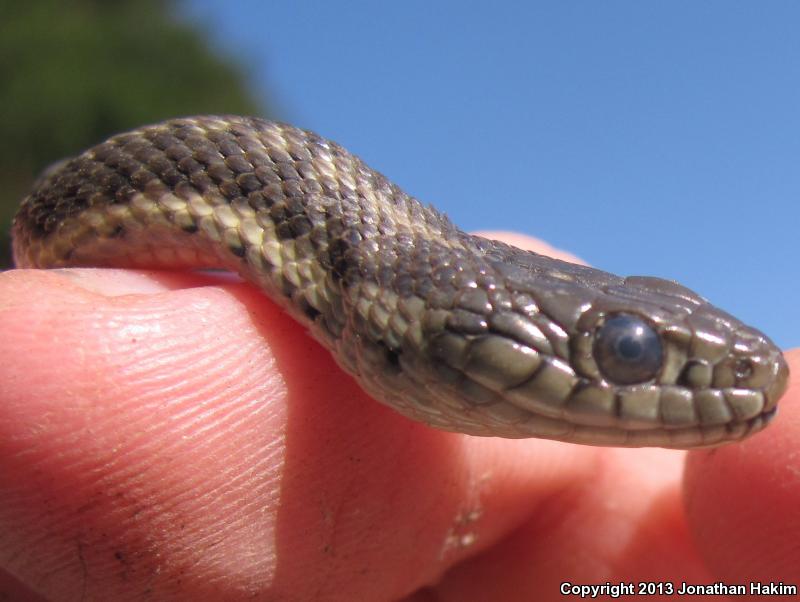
[0,268,292,600]
[473,230,588,266]
[419,446,719,602]
[684,348,800,598]
[0,569,47,602]
[0,264,597,601]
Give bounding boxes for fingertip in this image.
[472,230,588,265]
[684,348,800,585]
[0,268,600,599]
[0,269,292,598]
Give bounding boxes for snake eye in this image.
[594,313,663,384]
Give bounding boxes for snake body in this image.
[12,115,789,448]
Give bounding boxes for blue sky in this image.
[182,1,798,348]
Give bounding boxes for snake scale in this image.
[11,115,789,448]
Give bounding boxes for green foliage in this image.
[0,0,268,267]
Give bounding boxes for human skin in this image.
[0,232,797,602]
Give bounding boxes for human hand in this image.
[0,233,797,601]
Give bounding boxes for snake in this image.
[11,115,789,448]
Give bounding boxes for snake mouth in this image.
[761,406,779,424]
[395,377,782,448]
[560,377,784,448]
[689,404,779,449]
[515,403,779,449]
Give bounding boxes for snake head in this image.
[559,275,790,447]
[387,239,789,448]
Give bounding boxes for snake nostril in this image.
[734,358,754,380]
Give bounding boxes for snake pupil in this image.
[594,313,663,384]
[617,336,643,360]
